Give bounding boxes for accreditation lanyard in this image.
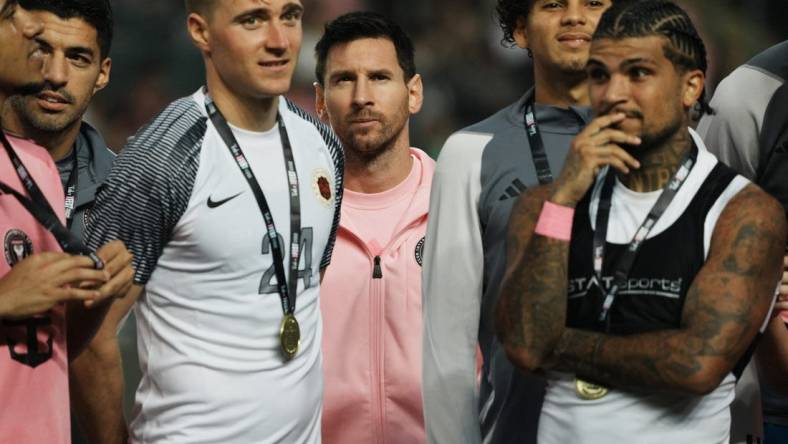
[0,131,103,268]
[204,95,301,316]
[524,93,554,185]
[63,150,78,228]
[592,143,699,322]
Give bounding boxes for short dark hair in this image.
[314,11,416,86]
[593,0,713,115]
[19,0,113,59]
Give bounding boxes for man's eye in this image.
[588,69,607,81]
[241,16,260,26]
[71,56,90,67]
[282,10,302,22]
[630,68,650,79]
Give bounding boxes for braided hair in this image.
[593,0,714,115]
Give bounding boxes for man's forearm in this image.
[67,301,112,359]
[497,195,571,370]
[70,334,127,444]
[554,327,713,394]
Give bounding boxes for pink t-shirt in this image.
[341,154,422,254]
[0,134,69,444]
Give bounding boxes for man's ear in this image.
[513,16,529,50]
[682,69,705,109]
[93,57,111,93]
[187,12,211,53]
[407,74,423,115]
[314,81,329,123]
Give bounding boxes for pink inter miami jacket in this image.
[321,148,435,444]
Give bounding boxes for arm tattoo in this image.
[497,188,571,366]
[554,186,786,393]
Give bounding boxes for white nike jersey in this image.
[86,89,343,443]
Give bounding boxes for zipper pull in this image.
[373,256,383,279]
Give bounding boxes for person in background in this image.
[698,39,788,444]
[421,1,616,442]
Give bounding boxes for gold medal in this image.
[279,313,300,360]
[575,377,608,400]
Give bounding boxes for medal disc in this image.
[575,377,608,400]
[279,314,301,360]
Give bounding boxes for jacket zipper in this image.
[373,256,383,279]
[371,255,384,442]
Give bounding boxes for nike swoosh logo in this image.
[207,192,242,208]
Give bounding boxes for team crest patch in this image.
[415,237,425,267]
[312,168,333,206]
[4,229,33,266]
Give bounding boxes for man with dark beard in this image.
[496,1,785,443]
[0,2,133,444]
[314,12,433,443]
[0,1,129,442]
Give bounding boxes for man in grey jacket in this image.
[421,1,618,443]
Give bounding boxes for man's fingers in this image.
[601,155,633,175]
[19,251,72,267]
[52,266,109,287]
[95,266,135,301]
[45,254,102,275]
[590,129,641,149]
[103,248,133,277]
[591,145,642,170]
[54,287,101,303]
[96,240,124,261]
[584,113,626,135]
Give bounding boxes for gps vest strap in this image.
[592,143,699,324]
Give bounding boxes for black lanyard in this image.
[0,132,102,268]
[63,149,78,228]
[524,93,554,185]
[593,143,699,322]
[204,94,301,316]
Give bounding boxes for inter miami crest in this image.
[4,229,33,266]
[415,237,425,267]
[312,168,333,207]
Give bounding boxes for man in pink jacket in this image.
[314,11,433,444]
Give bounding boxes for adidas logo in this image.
[498,178,527,201]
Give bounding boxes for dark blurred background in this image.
[87,0,788,158]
